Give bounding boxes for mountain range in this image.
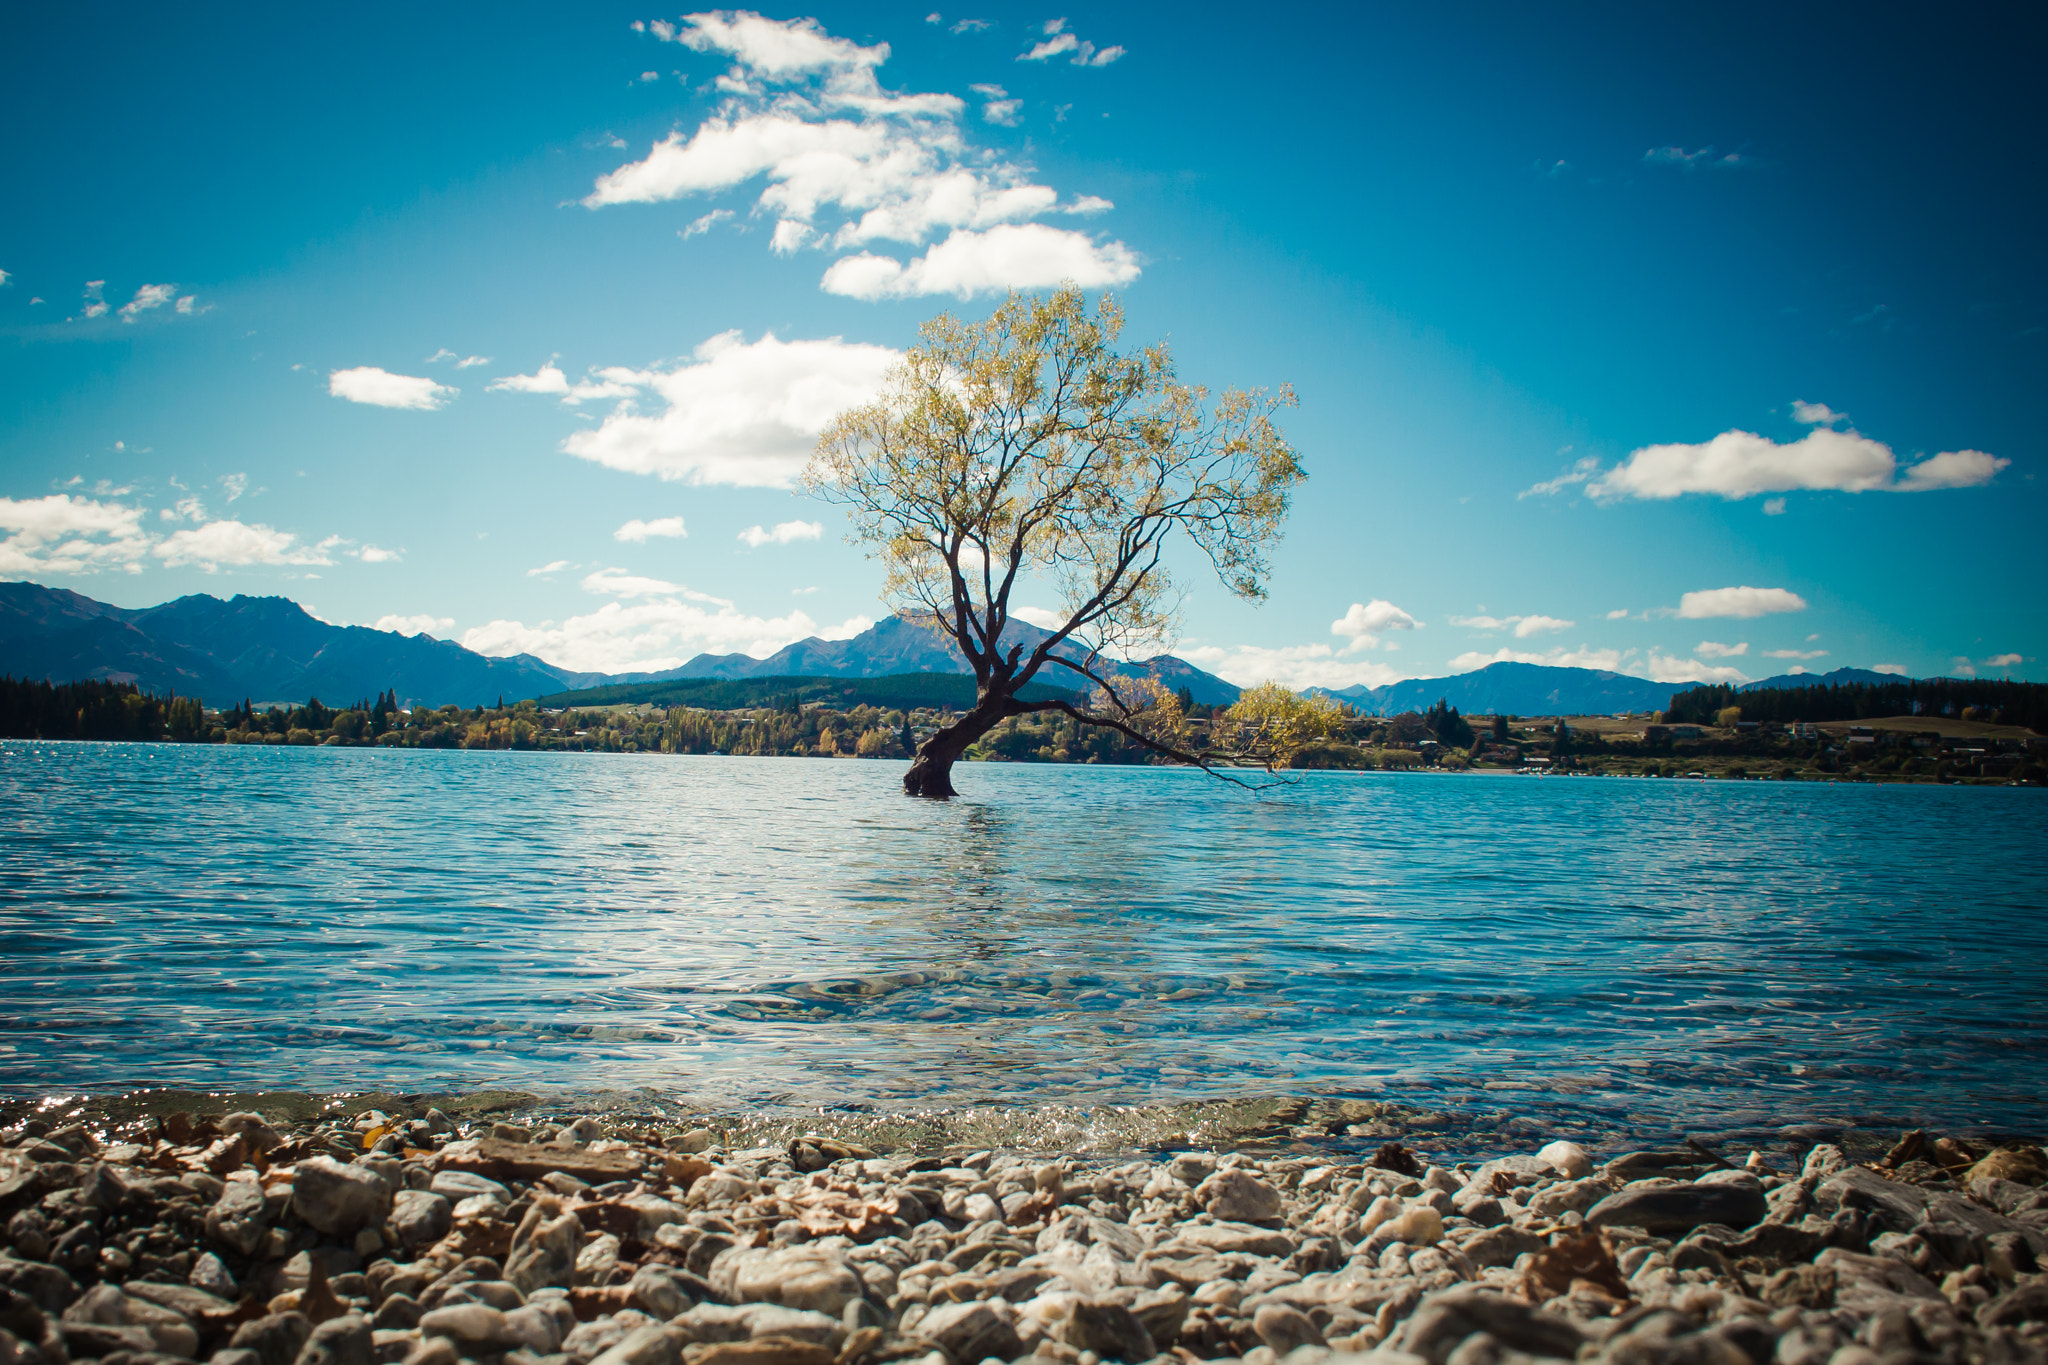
[0,582,1242,708]
[0,580,1923,717]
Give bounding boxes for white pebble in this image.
[1537,1140,1592,1178]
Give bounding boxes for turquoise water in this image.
[2,741,2043,1142]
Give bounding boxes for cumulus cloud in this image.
[329,367,456,410]
[820,223,1138,299]
[463,592,871,674]
[1605,608,1630,620]
[490,361,647,405]
[971,83,1022,126]
[1642,652,1752,685]
[615,516,688,542]
[375,614,453,637]
[117,283,178,322]
[0,494,153,576]
[355,546,403,563]
[1451,612,1574,638]
[1677,586,1807,619]
[1791,400,1846,426]
[1019,18,1123,65]
[1983,653,2024,669]
[1014,605,1064,629]
[527,560,572,576]
[1330,599,1420,651]
[552,331,899,487]
[738,519,824,547]
[1695,641,1748,658]
[596,12,1135,297]
[1587,420,2008,502]
[1178,642,1404,692]
[154,521,338,570]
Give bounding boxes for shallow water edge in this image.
[7,1089,2038,1169]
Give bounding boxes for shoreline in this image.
[2,1096,2043,1365]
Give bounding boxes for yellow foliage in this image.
[1216,683,1344,769]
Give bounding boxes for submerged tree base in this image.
[902,753,959,798]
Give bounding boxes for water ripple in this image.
[1,741,2044,1136]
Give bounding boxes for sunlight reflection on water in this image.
[1,741,2043,1139]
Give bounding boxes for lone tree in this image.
[807,285,1311,797]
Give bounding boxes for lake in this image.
[2,741,2043,1151]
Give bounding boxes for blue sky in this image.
[2,1,2042,688]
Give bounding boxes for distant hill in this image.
[661,613,1243,705]
[0,581,587,707]
[1311,661,1687,717]
[0,581,1241,709]
[1738,666,1902,692]
[537,672,1084,712]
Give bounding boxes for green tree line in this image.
[1666,678,2048,730]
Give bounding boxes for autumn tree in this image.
[807,285,1307,797]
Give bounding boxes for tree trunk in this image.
[902,692,1012,797]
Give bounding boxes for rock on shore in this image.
[0,1111,2044,1365]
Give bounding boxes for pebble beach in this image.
[1,1101,2044,1365]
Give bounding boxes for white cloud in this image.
[1643,146,1749,169]
[489,362,638,405]
[1330,599,1420,651]
[1761,648,1827,660]
[1677,586,1807,619]
[117,283,178,322]
[1893,448,2010,491]
[456,355,490,368]
[589,12,1134,297]
[738,519,824,547]
[0,494,153,576]
[375,614,453,637]
[682,208,735,238]
[1791,400,1846,426]
[1518,454,1601,499]
[615,516,688,542]
[154,520,337,570]
[1695,640,1748,658]
[488,363,569,395]
[1179,642,1404,692]
[463,594,872,674]
[1014,605,1064,629]
[1513,615,1572,638]
[329,367,456,410]
[560,331,899,487]
[1763,497,1787,515]
[1605,608,1629,620]
[174,295,203,315]
[220,472,248,503]
[1642,652,1752,685]
[1984,653,2023,669]
[527,560,572,576]
[1874,664,1907,676]
[1450,612,1573,638]
[355,545,403,563]
[1589,424,2008,501]
[820,223,1139,299]
[1019,18,1123,65]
